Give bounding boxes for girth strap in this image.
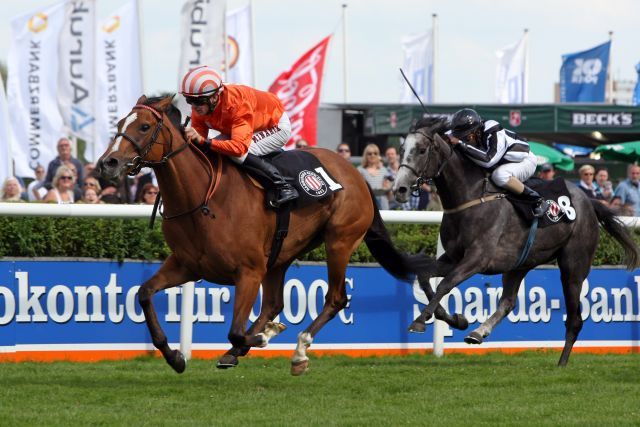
[443,193,506,214]
[514,217,539,268]
[267,204,292,269]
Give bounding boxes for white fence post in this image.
[432,236,446,357]
[179,281,195,360]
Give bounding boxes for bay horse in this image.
[97,95,425,375]
[393,116,640,366]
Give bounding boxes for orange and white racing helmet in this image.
[180,66,224,97]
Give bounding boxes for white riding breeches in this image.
[491,151,537,187]
[213,112,292,164]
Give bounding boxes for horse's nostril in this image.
[397,187,408,194]
[105,158,119,168]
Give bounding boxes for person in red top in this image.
[182,65,298,207]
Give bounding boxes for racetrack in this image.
[1,352,637,426]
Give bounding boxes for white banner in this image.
[95,0,143,159]
[177,0,226,117]
[58,0,96,160]
[495,33,529,104]
[400,32,433,103]
[8,2,67,177]
[0,74,11,181]
[225,5,253,86]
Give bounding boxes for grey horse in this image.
[393,116,640,366]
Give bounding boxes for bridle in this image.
[114,104,189,176]
[113,103,221,220]
[398,129,455,193]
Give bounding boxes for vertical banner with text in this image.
[400,32,434,104]
[58,0,96,161]
[95,0,143,158]
[7,2,66,177]
[177,0,226,117]
[0,74,11,180]
[225,4,253,86]
[495,33,528,104]
[269,36,331,148]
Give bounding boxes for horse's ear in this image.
[136,95,147,104]
[156,95,175,112]
[434,133,448,145]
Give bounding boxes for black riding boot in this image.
[521,185,549,218]
[242,153,299,207]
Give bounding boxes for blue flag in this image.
[560,41,611,103]
[633,62,640,106]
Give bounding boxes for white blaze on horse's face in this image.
[109,112,138,153]
[393,133,420,203]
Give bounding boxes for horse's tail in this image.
[591,199,640,270]
[363,185,435,282]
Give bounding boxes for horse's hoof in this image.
[290,359,309,376]
[168,350,187,374]
[452,313,469,330]
[464,331,484,345]
[408,320,426,333]
[216,354,239,369]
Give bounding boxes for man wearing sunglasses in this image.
[181,65,298,207]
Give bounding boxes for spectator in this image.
[295,139,309,149]
[138,183,159,205]
[44,138,84,189]
[1,177,27,202]
[43,165,76,204]
[83,162,96,179]
[27,164,48,201]
[538,163,555,180]
[129,168,156,203]
[99,184,124,204]
[63,160,83,200]
[426,185,443,211]
[82,176,102,197]
[609,196,634,216]
[577,164,606,203]
[336,143,351,161]
[595,168,613,201]
[358,143,391,210]
[614,164,640,216]
[80,187,102,204]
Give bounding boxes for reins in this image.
[398,130,454,193]
[116,103,221,223]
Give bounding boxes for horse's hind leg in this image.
[557,251,591,367]
[465,269,529,344]
[217,266,288,369]
[138,254,197,373]
[290,235,360,376]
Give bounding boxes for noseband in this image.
[399,130,454,192]
[114,104,189,176]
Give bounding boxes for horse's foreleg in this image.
[138,254,196,374]
[226,269,266,351]
[410,256,469,332]
[465,269,528,344]
[217,267,287,369]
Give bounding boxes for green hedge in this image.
[0,217,637,266]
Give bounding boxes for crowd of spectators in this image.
[0,137,159,206]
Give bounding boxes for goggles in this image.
[184,96,210,106]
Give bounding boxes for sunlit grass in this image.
[0,352,638,426]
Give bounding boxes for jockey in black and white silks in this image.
[447,108,548,217]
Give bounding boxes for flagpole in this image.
[607,30,613,104]
[91,0,97,163]
[342,3,348,103]
[136,0,145,93]
[223,2,229,80]
[250,0,256,86]
[431,13,437,103]
[523,28,529,103]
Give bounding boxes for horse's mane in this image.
[145,96,183,130]
[411,116,449,136]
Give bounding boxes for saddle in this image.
[508,177,575,228]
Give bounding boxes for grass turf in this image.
[0,352,638,426]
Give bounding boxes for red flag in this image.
[269,36,331,148]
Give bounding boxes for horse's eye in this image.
[140,124,151,132]
[419,148,427,155]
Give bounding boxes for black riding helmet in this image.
[449,108,482,139]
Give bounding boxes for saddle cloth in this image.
[507,177,576,228]
[264,150,344,209]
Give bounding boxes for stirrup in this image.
[532,200,549,218]
[269,186,298,208]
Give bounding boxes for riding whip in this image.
[399,68,429,114]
